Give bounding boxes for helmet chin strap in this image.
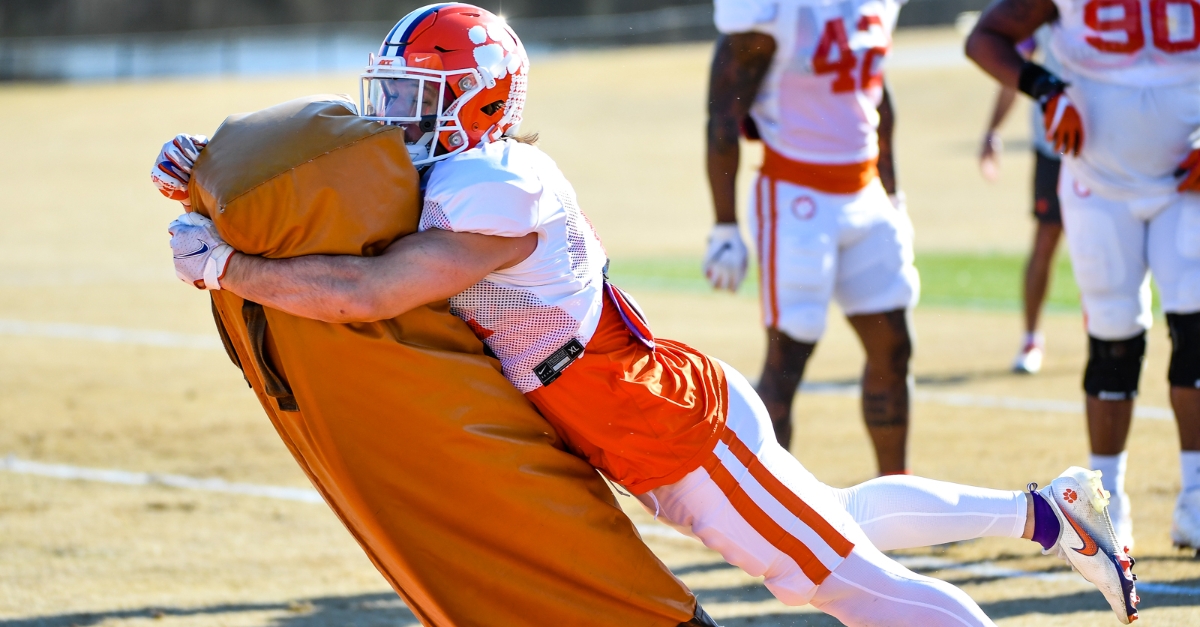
[407,132,434,164]
[407,114,446,165]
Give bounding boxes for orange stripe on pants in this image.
[703,454,834,585]
[719,430,854,558]
[756,175,779,329]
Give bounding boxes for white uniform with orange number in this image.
[419,138,1029,624]
[715,0,919,342]
[1047,0,1200,339]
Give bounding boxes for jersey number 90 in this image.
[1084,0,1200,53]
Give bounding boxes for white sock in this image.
[1181,451,1200,493]
[1091,452,1128,498]
[1024,331,1044,348]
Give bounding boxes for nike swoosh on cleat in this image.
[1060,507,1100,557]
[174,241,210,259]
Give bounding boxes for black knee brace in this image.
[1168,312,1200,389]
[1084,333,1146,401]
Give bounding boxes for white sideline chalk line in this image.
[802,381,1175,421]
[4,456,1198,598]
[0,317,1175,420]
[0,319,222,350]
[0,455,323,503]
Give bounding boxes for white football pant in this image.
[1059,165,1200,340]
[747,175,919,343]
[639,363,1027,626]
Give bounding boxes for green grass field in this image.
[610,252,1167,314]
[610,253,1084,309]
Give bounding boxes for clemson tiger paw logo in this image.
[468,23,526,86]
[1063,488,1078,503]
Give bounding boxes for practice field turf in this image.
[1,28,1197,626]
[610,252,1090,312]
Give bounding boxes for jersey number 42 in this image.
[812,15,889,93]
[1084,0,1200,53]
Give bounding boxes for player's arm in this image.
[877,81,899,196]
[967,0,1084,156]
[980,86,1017,180]
[707,32,775,224]
[224,230,534,323]
[703,32,776,291]
[172,214,536,323]
[964,0,1056,88]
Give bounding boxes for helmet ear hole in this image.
[480,100,505,116]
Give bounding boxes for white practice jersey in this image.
[419,139,609,393]
[715,0,905,164]
[1045,0,1200,211]
[1049,0,1200,86]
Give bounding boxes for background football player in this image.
[703,0,919,475]
[977,27,1065,375]
[968,0,1200,551]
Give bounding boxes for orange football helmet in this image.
[361,3,529,167]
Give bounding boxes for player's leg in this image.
[1145,195,1200,548]
[642,362,996,625]
[1059,165,1150,550]
[749,175,838,449]
[835,180,919,475]
[759,329,815,448]
[1015,152,1064,374]
[846,309,912,475]
[809,541,996,626]
[831,474,1028,550]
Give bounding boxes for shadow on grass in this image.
[5,575,1197,627]
[0,593,421,627]
[805,366,1078,391]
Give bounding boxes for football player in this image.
[154,4,1138,623]
[968,0,1200,551]
[977,28,1065,375]
[702,0,918,475]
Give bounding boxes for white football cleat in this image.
[1012,335,1044,374]
[1171,489,1200,554]
[1034,467,1138,624]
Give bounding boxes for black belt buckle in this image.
[533,338,584,386]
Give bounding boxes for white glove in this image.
[151,134,209,209]
[169,213,233,290]
[703,223,748,292]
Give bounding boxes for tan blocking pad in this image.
[191,94,415,258]
[193,95,697,626]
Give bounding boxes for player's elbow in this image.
[964,29,984,65]
[319,268,397,324]
[964,24,1005,68]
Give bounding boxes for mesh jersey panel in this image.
[419,140,607,393]
[419,199,452,231]
[449,282,582,392]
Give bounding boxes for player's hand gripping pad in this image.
[189,95,697,627]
